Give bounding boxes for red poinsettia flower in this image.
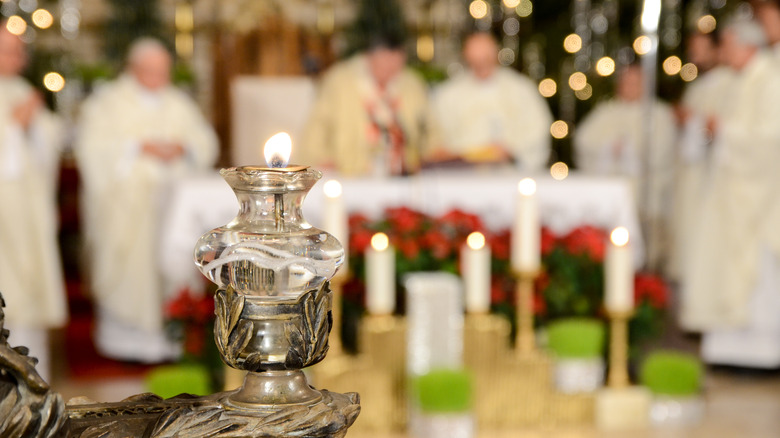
[541,227,557,257]
[634,273,669,309]
[533,292,547,316]
[349,213,371,230]
[490,278,508,304]
[439,209,485,234]
[386,207,425,234]
[560,226,607,262]
[422,229,451,260]
[398,237,421,260]
[350,229,374,255]
[488,230,511,261]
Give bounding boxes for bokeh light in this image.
[662,56,682,75]
[596,56,615,76]
[563,33,582,53]
[6,16,27,36]
[371,233,390,251]
[697,15,716,34]
[550,162,569,180]
[575,83,593,100]
[32,9,53,29]
[417,35,434,62]
[498,47,516,66]
[633,35,651,55]
[550,120,569,139]
[680,63,698,82]
[515,0,532,17]
[610,227,630,246]
[538,78,557,97]
[568,72,587,91]
[467,232,486,250]
[518,178,537,196]
[503,17,520,36]
[43,72,65,92]
[469,0,489,19]
[503,0,521,8]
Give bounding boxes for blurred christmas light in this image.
[498,47,516,66]
[538,78,557,97]
[503,17,520,36]
[31,9,53,29]
[596,56,615,76]
[563,33,582,53]
[6,15,27,36]
[550,162,569,180]
[575,83,593,100]
[469,0,489,19]
[43,72,65,92]
[417,34,434,62]
[503,0,521,8]
[662,56,682,75]
[680,63,698,82]
[550,120,569,139]
[697,15,716,34]
[568,72,587,91]
[633,35,651,55]
[515,0,532,17]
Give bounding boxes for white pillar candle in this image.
[462,231,491,313]
[323,179,348,274]
[605,227,634,313]
[511,178,541,273]
[366,232,395,315]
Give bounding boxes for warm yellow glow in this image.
[175,33,193,58]
[175,3,194,32]
[6,16,27,36]
[31,9,53,29]
[551,120,569,139]
[467,232,486,250]
[697,14,716,34]
[518,178,537,196]
[662,55,682,75]
[469,0,489,19]
[633,35,652,55]
[596,56,615,76]
[563,34,582,53]
[503,0,521,8]
[417,34,435,62]
[568,72,587,91]
[575,83,593,100]
[550,162,569,180]
[610,227,630,247]
[680,62,698,82]
[538,78,557,97]
[371,233,390,251]
[515,0,533,17]
[323,180,342,198]
[264,132,293,168]
[43,72,65,92]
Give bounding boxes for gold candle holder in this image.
[514,270,539,354]
[606,310,633,388]
[328,271,349,357]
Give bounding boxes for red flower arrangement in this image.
[164,287,215,357]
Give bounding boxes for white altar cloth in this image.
[158,169,644,297]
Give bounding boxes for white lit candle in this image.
[511,178,541,273]
[462,231,491,313]
[366,232,395,315]
[605,227,634,313]
[323,179,348,275]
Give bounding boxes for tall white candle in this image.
[366,232,395,315]
[511,178,541,273]
[323,179,348,274]
[462,231,491,313]
[605,227,634,313]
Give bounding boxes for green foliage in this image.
[640,351,703,396]
[413,368,473,414]
[343,0,408,57]
[546,318,605,359]
[145,363,212,398]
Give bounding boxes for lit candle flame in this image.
[264,132,292,168]
[467,232,486,250]
[518,178,537,196]
[371,233,389,251]
[323,180,343,198]
[610,227,630,247]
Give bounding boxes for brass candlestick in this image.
[606,310,633,388]
[514,270,539,354]
[329,271,348,356]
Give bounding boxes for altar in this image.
[159,169,645,298]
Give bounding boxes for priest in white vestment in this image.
[574,65,677,267]
[301,39,429,176]
[0,24,66,381]
[75,39,218,362]
[681,21,780,365]
[670,32,734,280]
[754,0,780,57]
[429,32,552,170]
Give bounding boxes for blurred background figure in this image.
[753,0,780,56]
[429,32,552,170]
[0,22,67,382]
[670,31,733,281]
[75,38,218,363]
[301,1,428,177]
[681,19,780,361]
[574,64,677,268]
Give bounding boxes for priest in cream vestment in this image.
[76,39,218,362]
[301,41,429,176]
[574,65,677,267]
[430,32,552,170]
[681,22,780,339]
[0,23,66,380]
